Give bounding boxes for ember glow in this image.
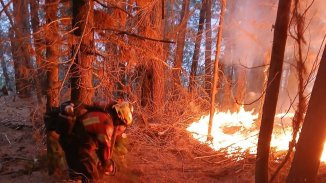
[187,107,326,162]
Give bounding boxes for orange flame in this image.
[187,106,326,162]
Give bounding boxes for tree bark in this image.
[137,0,165,116]
[286,44,326,182]
[255,0,292,182]
[71,0,94,105]
[12,0,32,98]
[152,1,165,113]
[44,0,64,176]
[45,0,60,111]
[140,66,153,109]
[189,1,206,92]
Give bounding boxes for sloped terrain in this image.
[1,95,325,183]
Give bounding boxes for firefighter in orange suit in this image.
[59,101,133,181]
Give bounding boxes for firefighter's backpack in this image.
[55,101,77,135]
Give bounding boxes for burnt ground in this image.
[0,95,326,183]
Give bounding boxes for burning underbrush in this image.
[126,121,260,182]
[186,106,326,164]
[1,95,326,182]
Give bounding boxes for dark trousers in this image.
[59,135,100,182]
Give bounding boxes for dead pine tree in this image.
[207,0,226,141]
[255,0,292,183]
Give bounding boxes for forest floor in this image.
[0,95,326,183]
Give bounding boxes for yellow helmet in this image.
[112,102,133,126]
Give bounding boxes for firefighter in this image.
[57,101,133,181]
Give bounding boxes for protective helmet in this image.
[112,102,133,126]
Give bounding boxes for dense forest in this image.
[0,0,326,182]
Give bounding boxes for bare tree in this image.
[255,0,292,182]
[286,43,326,182]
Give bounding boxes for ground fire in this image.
[187,106,326,163]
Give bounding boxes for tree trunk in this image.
[0,33,10,89]
[255,0,292,182]
[12,0,32,98]
[152,1,165,113]
[140,66,153,109]
[207,0,226,140]
[44,0,65,176]
[71,0,94,105]
[137,0,165,117]
[0,55,10,89]
[173,0,189,86]
[189,1,206,92]
[286,44,326,182]
[204,0,213,95]
[30,0,46,103]
[45,1,60,111]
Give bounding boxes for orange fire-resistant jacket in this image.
[80,111,115,163]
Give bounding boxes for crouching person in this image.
[57,101,133,182]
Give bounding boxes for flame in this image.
[187,106,326,162]
[322,143,326,162]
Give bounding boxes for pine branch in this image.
[97,27,175,44]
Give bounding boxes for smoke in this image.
[223,0,325,68]
[223,0,278,67]
[221,0,326,112]
[221,0,278,110]
[279,0,326,112]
